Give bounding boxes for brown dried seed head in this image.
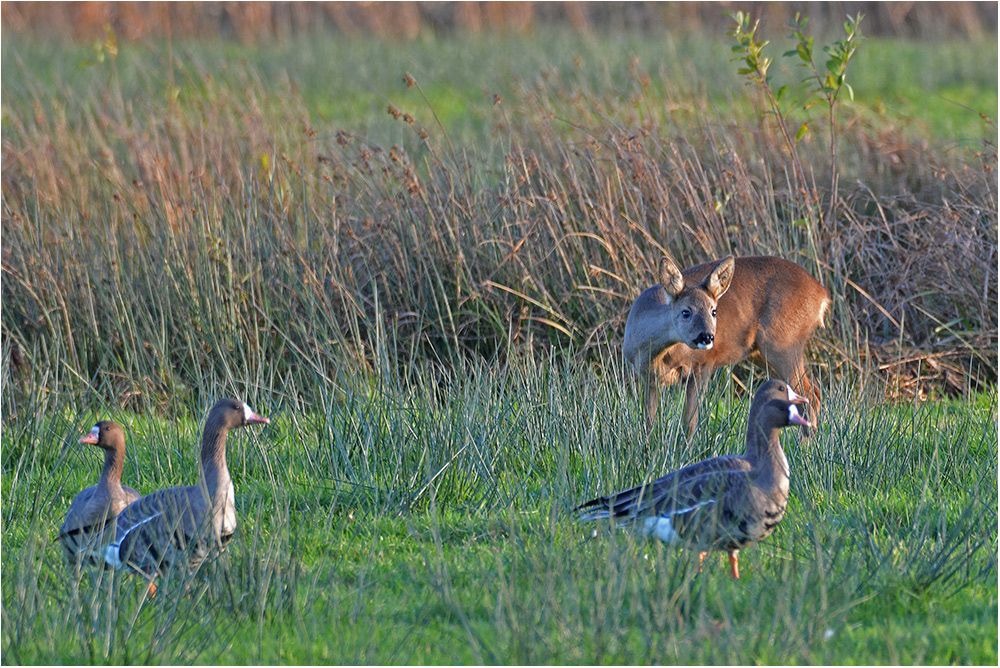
[403,73,416,88]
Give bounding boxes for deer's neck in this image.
[624,291,685,367]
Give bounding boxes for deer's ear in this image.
[659,255,685,299]
[703,256,735,300]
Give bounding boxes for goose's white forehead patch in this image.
[243,403,255,421]
[90,425,101,436]
[786,385,806,403]
[788,404,803,421]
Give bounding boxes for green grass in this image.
[2,31,996,144]
[2,359,996,664]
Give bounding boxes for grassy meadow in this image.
[2,25,998,665]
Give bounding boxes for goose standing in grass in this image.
[576,379,811,578]
[101,399,269,591]
[59,421,142,569]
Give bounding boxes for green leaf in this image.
[844,82,854,101]
[795,122,809,142]
[776,85,788,102]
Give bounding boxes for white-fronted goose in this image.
[59,421,141,568]
[102,399,268,587]
[576,379,811,578]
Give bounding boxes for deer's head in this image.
[657,254,734,350]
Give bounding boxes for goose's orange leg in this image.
[728,550,740,579]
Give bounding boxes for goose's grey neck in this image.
[745,415,789,485]
[99,445,125,488]
[200,412,232,499]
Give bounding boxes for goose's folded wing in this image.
[59,487,119,541]
[651,468,762,547]
[576,455,750,520]
[105,489,203,575]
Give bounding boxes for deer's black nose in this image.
[692,332,714,348]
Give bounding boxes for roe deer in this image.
[623,255,830,436]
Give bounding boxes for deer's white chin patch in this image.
[694,342,714,350]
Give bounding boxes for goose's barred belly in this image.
[716,499,787,551]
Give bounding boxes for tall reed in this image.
[3,40,995,411]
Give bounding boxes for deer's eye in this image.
[712,309,717,317]
[681,309,691,319]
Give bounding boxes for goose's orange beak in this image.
[788,404,813,429]
[79,425,100,444]
[242,403,270,425]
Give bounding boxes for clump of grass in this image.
[2,353,995,664]
[1,36,996,412]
